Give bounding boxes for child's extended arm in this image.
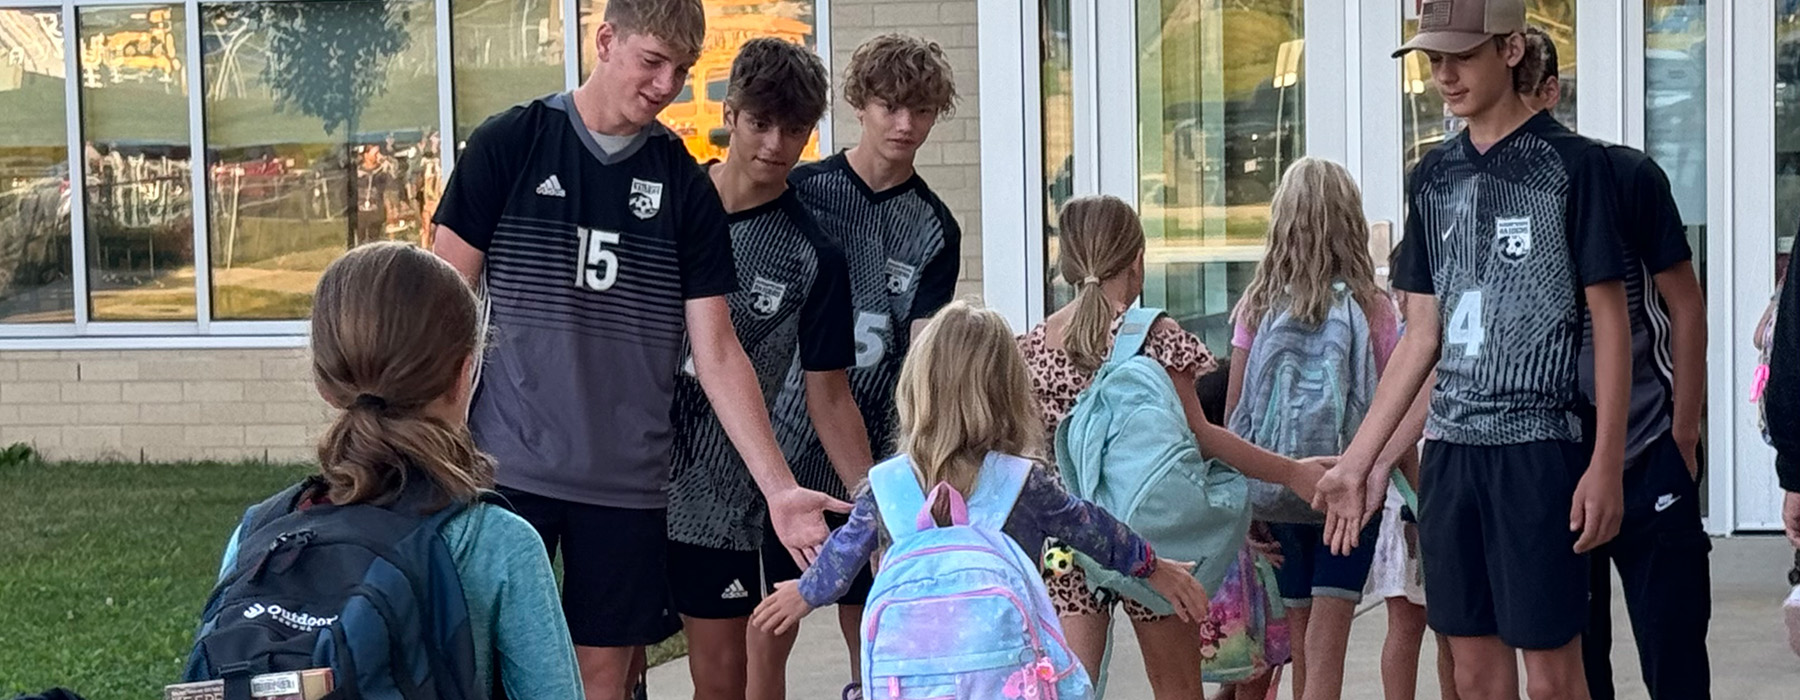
[752,490,881,635]
[1022,466,1211,622]
[1318,292,1441,555]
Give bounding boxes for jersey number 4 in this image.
[1447,290,1486,358]
[575,227,621,292]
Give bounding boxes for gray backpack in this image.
[1228,283,1378,524]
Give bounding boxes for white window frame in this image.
[0,0,834,350]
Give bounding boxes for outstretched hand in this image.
[1145,558,1209,624]
[768,486,852,569]
[750,580,814,636]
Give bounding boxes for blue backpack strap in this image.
[1104,307,1165,370]
[869,456,928,541]
[967,453,1032,531]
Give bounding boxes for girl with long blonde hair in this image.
[752,300,1208,649]
[1017,194,1330,698]
[1223,157,1403,700]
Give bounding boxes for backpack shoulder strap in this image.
[1104,306,1166,370]
[869,456,927,541]
[967,453,1032,531]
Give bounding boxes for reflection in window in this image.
[0,8,74,324]
[452,0,564,147]
[1781,2,1800,284]
[1042,0,1073,310]
[1137,0,1302,352]
[579,0,818,164]
[79,4,196,321]
[201,0,439,320]
[1646,0,1706,279]
[1402,1,1575,173]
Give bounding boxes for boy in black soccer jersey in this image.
[427,2,847,699]
[1315,1,1634,698]
[1518,27,1714,700]
[663,38,877,700]
[753,33,961,700]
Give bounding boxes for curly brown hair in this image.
[604,0,705,61]
[727,37,829,130]
[843,33,958,116]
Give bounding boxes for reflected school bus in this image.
[660,10,819,162]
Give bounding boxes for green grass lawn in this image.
[0,458,686,699]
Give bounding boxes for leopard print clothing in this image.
[1019,317,1217,621]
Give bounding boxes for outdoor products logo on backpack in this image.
[862,454,1092,700]
[1229,283,1378,524]
[1055,307,1251,610]
[182,475,481,700]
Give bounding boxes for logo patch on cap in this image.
[1420,0,1455,29]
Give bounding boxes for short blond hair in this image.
[604,0,705,60]
[895,300,1042,500]
[843,33,958,115]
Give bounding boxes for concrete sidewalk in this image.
[647,536,1800,698]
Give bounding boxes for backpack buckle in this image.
[219,662,255,700]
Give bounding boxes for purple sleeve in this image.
[797,491,882,607]
[1011,465,1156,578]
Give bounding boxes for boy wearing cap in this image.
[1315,1,1634,698]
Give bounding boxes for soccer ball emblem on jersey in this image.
[749,277,787,317]
[885,259,917,295]
[1494,216,1533,263]
[629,178,663,220]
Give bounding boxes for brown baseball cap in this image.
[1393,0,1526,58]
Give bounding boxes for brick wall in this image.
[828,0,984,301]
[0,348,330,462]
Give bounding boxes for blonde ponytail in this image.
[1057,196,1146,372]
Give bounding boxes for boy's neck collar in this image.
[846,145,917,193]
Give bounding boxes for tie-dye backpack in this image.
[863,454,1093,700]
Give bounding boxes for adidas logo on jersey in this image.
[721,579,750,600]
[536,175,566,198]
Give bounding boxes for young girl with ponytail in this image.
[209,242,582,697]
[1017,194,1328,698]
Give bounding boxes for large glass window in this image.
[451,0,564,148]
[1136,0,1303,352]
[201,0,439,321]
[1780,2,1800,286]
[0,8,74,324]
[579,0,819,165]
[1402,1,1576,173]
[1646,0,1706,279]
[1041,0,1073,308]
[79,5,195,321]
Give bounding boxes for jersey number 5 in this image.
[855,311,889,369]
[1447,290,1486,358]
[575,227,621,292]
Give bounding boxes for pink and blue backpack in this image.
[862,454,1093,700]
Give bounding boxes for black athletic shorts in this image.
[496,486,682,647]
[1418,440,1590,650]
[666,540,764,620]
[761,511,874,605]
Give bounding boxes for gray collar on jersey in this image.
[557,91,652,165]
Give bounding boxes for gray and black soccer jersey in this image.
[1393,111,1626,446]
[432,92,737,509]
[773,152,962,499]
[667,187,856,550]
[1577,146,1693,461]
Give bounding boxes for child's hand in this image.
[1146,558,1209,623]
[750,580,815,636]
[1288,456,1333,506]
[1570,466,1624,554]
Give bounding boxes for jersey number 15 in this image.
[575,227,621,292]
